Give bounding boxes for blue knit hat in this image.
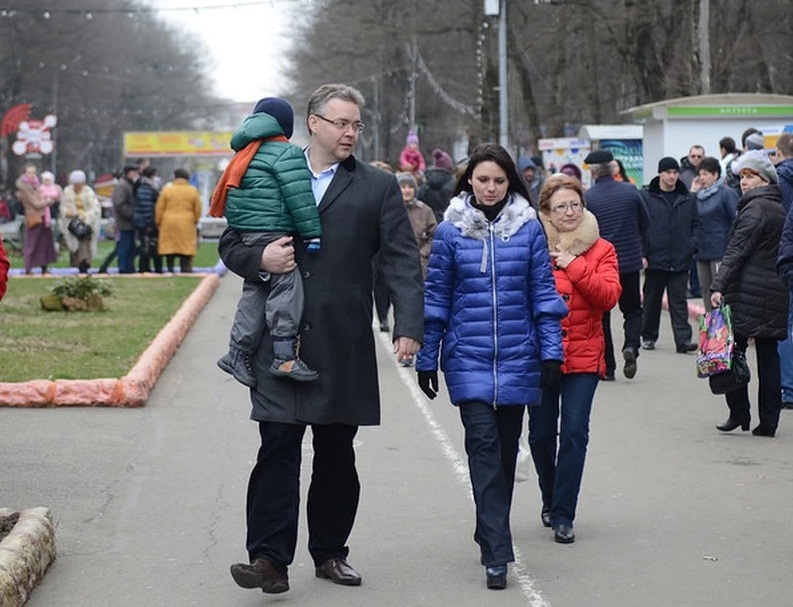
[252,97,294,139]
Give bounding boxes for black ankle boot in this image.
[716,417,750,432]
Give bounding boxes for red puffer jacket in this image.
[541,210,621,377]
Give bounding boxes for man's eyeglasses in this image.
[689,154,703,159]
[551,202,583,214]
[313,114,365,133]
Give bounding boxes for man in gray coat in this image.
[220,83,424,594]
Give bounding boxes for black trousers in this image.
[603,270,643,373]
[725,334,782,431]
[641,269,692,347]
[245,422,359,571]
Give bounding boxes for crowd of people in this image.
[2,159,202,275]
[211,93,793,596]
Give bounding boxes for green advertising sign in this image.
[667,106,793,117]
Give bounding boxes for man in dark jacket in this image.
[111,164,139,274]
[584,149,648,379]
[640,157,700,353]
[220,83,424,594]
[774,133,793,407]
[417,148,455,222]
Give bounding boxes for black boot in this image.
[716,417,750,432]
[217,346,258,388]
[270,337,318,382]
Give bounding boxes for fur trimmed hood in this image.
[444,193,537,273]
[539,208,600,256]
[444,192,537,239]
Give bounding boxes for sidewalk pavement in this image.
[2,274,792,607]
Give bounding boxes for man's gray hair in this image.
[307,83,366,120]
[591,162,612,178]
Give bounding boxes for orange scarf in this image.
[209,135,288,217]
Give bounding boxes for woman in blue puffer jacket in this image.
[416,143,568,590]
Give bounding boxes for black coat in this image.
[711,184,787,339]
[219,155,425,426]
[640,177,700,272]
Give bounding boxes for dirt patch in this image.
[0,511,20,543]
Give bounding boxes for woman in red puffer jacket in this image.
[528,174,621,545]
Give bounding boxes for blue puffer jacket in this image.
[133,176,160,229]
[416,193,568,407]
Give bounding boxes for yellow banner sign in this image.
[123,131,233,157]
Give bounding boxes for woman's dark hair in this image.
[613,159,630,181]
[719,137,737,155]
[698,156,721,177]
[174,168,190,180]
[451,143,530,201]
[142,166,158,179]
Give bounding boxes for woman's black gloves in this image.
[540,360,563,390]
[417,371,438,400]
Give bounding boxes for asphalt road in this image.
[2,274,792,607]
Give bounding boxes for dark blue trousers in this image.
[528,373,599,528]
[458,402,524,567]
[245,422,359,570]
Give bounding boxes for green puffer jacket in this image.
[225,113,321,238]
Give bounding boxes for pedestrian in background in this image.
[640,157,700,353]
[112,164,140,273]
[418,148,456,223]
[39,171,62,247]
[60,170,102,273]
[134,165,163,274]
[529,174,621,545]
[221,83,423,595]
[711,151,787,437]
[689,156,739,313]
[774,133,793,409]
[156,168,201,273]
[585,149,648,381]
[15,163,57,275]
[417,143,567,590]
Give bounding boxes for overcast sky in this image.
[154,0,295,103]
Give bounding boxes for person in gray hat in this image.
[710,149,787,437]
[639,157,700,353]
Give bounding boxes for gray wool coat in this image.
[219,155,425,426]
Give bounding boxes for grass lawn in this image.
[4,238,221,271]
[0,275,204,382]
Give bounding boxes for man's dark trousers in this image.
[245,421,359,570]
[603,270,642,373]
[641,269,692,347]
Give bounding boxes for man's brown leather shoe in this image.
[315,557,362,586]
[230,558,289,594]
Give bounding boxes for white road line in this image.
[377,330,552,607]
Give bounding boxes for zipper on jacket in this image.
[489,223,499,409]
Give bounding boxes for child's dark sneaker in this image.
[269,357,319,382]
[217,348,258,388]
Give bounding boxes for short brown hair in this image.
[776,133,793,158]
[538,174,584,213]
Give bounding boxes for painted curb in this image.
[0,273,220,407]
[0,508,56,607]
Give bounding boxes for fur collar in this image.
[444,192,537,240]
[539,208,600,256]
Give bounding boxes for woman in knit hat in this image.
[60,169,102,273]
[710,150,788,437]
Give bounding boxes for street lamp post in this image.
[484,0,509,150]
